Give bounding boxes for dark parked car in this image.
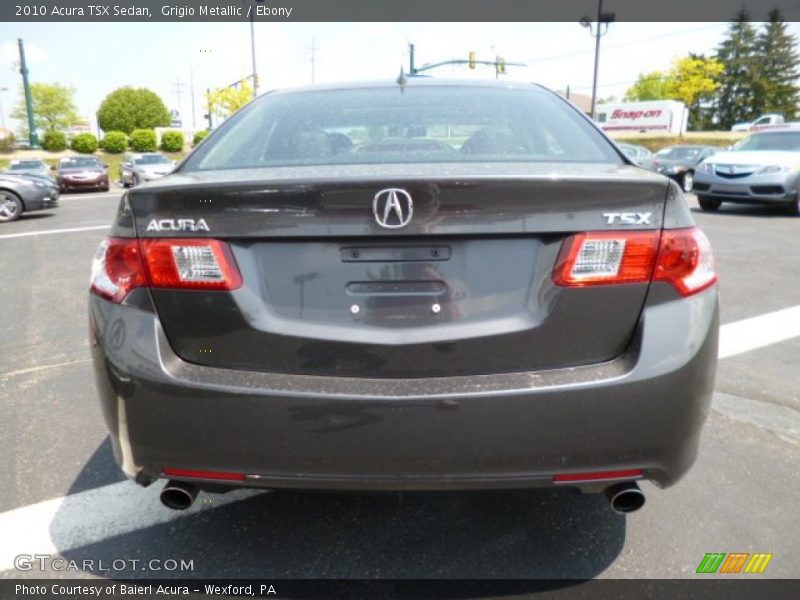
[652,145,717,192]
[89,80,719,514]
[0,172,59,222]
[56,156,109,192]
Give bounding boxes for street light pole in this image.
[581,0,614,121]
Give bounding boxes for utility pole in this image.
[0,87,8,130]
[17,38,38,148]
[249,16,257,98]
[409,43,416,75]
[580,0,615,120]
[206,88,213,129]
[172,80,185,120]
[309,37,317,83]
[189,64,196,131]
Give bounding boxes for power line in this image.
[519,23,724,65]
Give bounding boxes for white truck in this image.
[595,100,689,135]
[731,114,784,132]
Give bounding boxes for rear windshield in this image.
[182,85,621,171]
[735,133,800,152]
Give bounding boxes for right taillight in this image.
[653,227,717,296]
[90,237,242,304]
[554,226,716,297]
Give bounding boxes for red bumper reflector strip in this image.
[162,467,246,482]
[553,469,643,483]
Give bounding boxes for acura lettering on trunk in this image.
[89,80,719,514]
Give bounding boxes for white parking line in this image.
[58,193,120,202]
[0,225,109,240]
[0,480,262,571]
[718,305,800,359]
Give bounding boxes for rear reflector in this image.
[162,467,246,482]
[653,228,717,296]
[553,227,717,297]
[554,469,643,483]
[90,237,242,303]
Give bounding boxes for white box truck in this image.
[595,100,689,135]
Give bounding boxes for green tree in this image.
[753,9,800,120]
[666,55,724,131]
[10,82,79,138]
[623,71,670,101]
[97,87,171,134]
[207,81,253,121]
[713,10,759,129]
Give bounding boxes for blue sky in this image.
[1,20,798,132]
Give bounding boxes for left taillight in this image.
[90,238,147,303]
[90,237,242,304]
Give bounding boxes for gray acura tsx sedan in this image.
[89,79,719,514]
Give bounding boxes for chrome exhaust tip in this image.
[160,480,199,510]
[605,481,645,514]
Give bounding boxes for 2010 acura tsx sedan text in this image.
[89,79,719,514]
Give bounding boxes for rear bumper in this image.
[89,284,719,491]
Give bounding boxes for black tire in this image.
[697,195,722,212]
[0,190,23,222]
[681,170,694,193]
[132,174,140,187]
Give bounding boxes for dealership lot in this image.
[1,192,798,579]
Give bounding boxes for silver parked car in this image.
[693,130,800,213]
[7,159,52,180]
[120,152,175,187]
[617,142,656,171]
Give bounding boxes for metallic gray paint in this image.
[89,282,718,490]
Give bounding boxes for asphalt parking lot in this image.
[1,190,798,580]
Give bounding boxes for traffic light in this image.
[468,51,476,69]
[497,56,506,75]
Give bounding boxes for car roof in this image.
[266,78,544,97]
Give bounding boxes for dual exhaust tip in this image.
[159,479,646,513]
[605,481,646,514]
[160,480,198,511]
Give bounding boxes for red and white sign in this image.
[595,101,688,135]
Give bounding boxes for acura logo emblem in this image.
[373,188,413,229]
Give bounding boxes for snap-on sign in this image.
[610,109,664,120]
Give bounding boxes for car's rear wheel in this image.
[697,195,722,211]
[681,171,694,193]
[0,190,23,222]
